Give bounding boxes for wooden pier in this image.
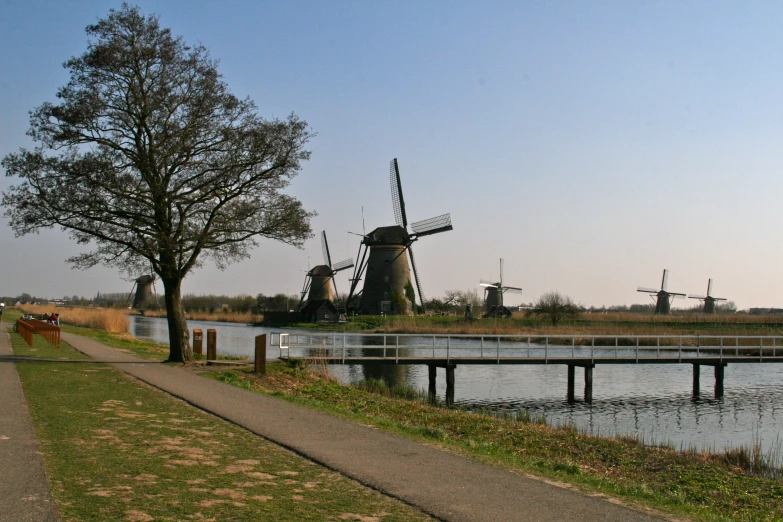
[271,332,783,402]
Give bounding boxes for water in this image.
[129,316,783,455]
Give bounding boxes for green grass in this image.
[11,331,433,521]
[205,364,783,522]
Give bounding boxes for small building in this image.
[300,299,340,323]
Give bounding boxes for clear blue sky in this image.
[1,1,782,308]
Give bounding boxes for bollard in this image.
[193,329,203,355]
[254,334,267,375]
[207,329,217,361]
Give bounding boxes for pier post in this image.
[584,365,594,403]
[692,364,700,396]
[445,365,456,406]
[567,365,575,402]
[254,334,267,375]
[428,365,437,399]
[193,329,203,355]
[207,329,217,361]
[714,363,726,398]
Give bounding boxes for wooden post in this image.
[445,365,456,406]
[193,329,203,355]
[207,329,217,361]
[584,365,593,403]
[692,364,700,396]
[567,365,575,402]
[714,363,725,398]
[254,334,267,375]
[428,365,437,398]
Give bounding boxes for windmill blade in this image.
[410,214,453,237]
[296,276,310,311]
[669,292,686,298]
[480,283,497,288]
[126,282,138,307]
[712,297,728,302]
[390,158,408,229]
[321,231,332,268]
[346,243,368,309]
[637,287,658,293]
[500,258,504,286]
[689,295,707,300]
[707,279,713,297]
[480,279,497,285]
[503,286,523,291]
[661,269,669,291]
[503,287,523,295]
[408,244,426,312]
[332,258,354,272]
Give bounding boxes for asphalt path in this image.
[60,331,668,522]
[0,323,59,522]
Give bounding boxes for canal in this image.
[130,315,783,456]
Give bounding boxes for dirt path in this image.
[62,331,668,522]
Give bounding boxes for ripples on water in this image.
[130,316,783,454]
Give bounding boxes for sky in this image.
[1,1,782,309]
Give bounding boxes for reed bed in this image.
[18,304,129,333]
[141,309,263,324]
[348,314,783,340]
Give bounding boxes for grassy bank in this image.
[205,363,783,521]
[9,330,432,521]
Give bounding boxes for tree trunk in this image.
[162,276,193,362]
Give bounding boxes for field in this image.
[4,314,432,521]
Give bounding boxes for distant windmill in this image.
[296,231,354,310]
[127,274,157,309]
[688,279,727,314]
[480,258,523,318]
[637,269,686,315]
[346,158,453,315]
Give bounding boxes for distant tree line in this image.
[1,289,742,316]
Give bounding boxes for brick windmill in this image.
[688,279,727,314]
[637,269,686,315]
[296,231,354,317]
[346,158,453,315]
[480,258,522,318]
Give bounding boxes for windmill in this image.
[296,231,354,312]
[127,274,157,310]
[346,158,453,315]
[637,269,686,315]
[688,279,727,314]
[480,258,523,318]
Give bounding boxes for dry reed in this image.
[18,304,130,333]
[141,309,263,324]
[363,314,783,339]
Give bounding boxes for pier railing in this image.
[271,332,783,365]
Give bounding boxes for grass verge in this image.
[10,330,432,521]
[204,363,783,522]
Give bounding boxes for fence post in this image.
[207,329,217,361]
[254,334,266,375]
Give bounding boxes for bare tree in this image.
[2,4,314,361]
[528,291,581,326]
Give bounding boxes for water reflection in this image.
[129,316,783,454]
